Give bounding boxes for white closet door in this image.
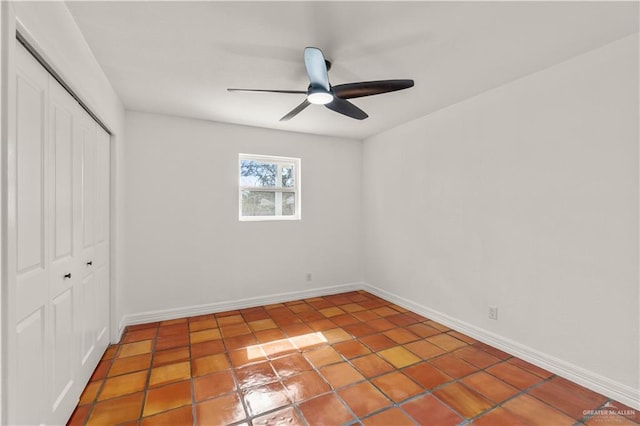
[47,76,82,424]
[11,40,111,425]
[78,113,99,372]
[14,40,50,426]
[94,128,110,352]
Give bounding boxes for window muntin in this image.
[239,154,301,221]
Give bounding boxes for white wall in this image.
[123,111,362,317]
[363,33,639,403]
[9,1,127,341]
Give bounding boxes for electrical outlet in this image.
[489,306,498,320]
[306,273,312,282]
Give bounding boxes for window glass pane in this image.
[241,190,276,216]
[240,160,277,187]
[282,165,295,188]
[282,193,296,216]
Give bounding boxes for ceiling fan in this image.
[228,47,414,121]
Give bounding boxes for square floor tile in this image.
[217,314,245,326]
[141,405,193,426]
[249,319,278,332]
[403,362,453,389]
[229,346,267,367]
[407,323,442,338]
[299,393,354,425]
[153,346,190,367]
[98,370,148,401]
[452,346,501,368]
[404,340,446,359]
[117,340,153,358]
[344,323,377,338]
[333,339,371,359]
[190,328,221,343]
[319,307,346,318]
[373,307,399,317]
[461,371,520,403]
[308,319,337,332]
[502,394,575,426]
[474,407,529,426]
[372,371,423,403]
[194,370,236,401]
[252,406,305,426]
[79,381,101,405]
[429,354,478,379]
[242,382,291,416]
[158,323,188,337]
[378,346,421,368]
[383,328,420,344]
[86,392,144,425]
[320,328,352,343]
[319,362,365,389]
[235,361,278,389]
[143,380,192,417]
[122,328,157,343]
[361,407,416,426]
[192,353,230,377]
[262,339,297,358]
[303,346,342,368]
[189,318,217,332]
[402,394,463,426]
[433,382,493,418]
[508,357,554,379]
[487,362,544,390]
[271,353,312,378]
[221,323,252,337]
[426,333,468,351]
[67,405,91,426]
[281,323,313,337]
[156,334,190,351]
[447,330,477,344]
[368,318,396,332]
[148,361,191,387]
[360,334,397,351]
[529,378,607,419]
[351,354,395,378]
[338,382,392,417]
[289,332,326,351]
[191,339,225,359]
[196,393,246,426]
[255,329,287,343]
[225,333,259,351]
[282,371,331,403]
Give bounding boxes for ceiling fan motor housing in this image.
[307,85,334,105]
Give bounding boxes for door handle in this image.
[86,261,93,266]
[63,273,72,279]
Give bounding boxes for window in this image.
[239,154,301,221]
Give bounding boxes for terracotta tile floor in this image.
[68,291,638,425]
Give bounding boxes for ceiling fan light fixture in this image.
[307,90,333,105]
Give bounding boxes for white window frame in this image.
[239,153,301,221]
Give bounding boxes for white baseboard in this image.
[362,282,640,410]
[117,281,363,331]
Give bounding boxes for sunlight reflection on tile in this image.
[244,333,328,360]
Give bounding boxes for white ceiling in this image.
[66,1,639,140]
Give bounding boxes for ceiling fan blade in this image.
[280,99,311,121]
[325,98,368,120]
[228,88,306,94]
[332,79,414,99]
[304,47,330,91]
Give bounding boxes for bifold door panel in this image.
[10,40,111,425]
